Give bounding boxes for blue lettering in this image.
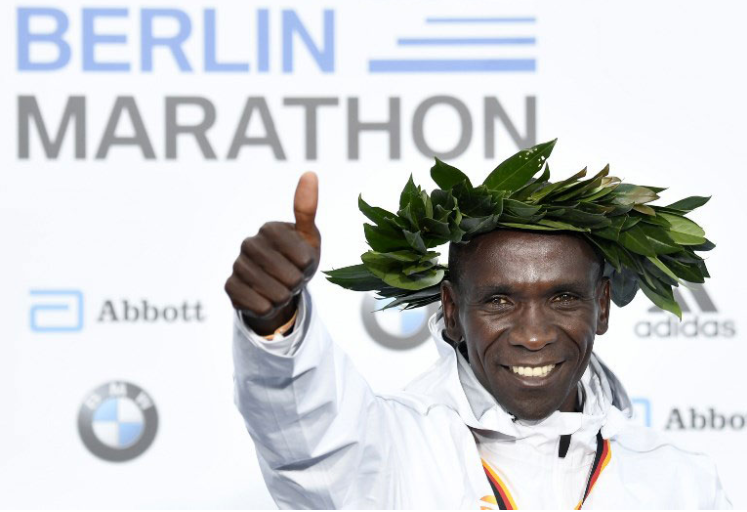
[204,9,249,72]
[83,8,129,71]
[282,9,334,73]
[17,8,71,71]
[257,9,269,73]
[141,9,192,72]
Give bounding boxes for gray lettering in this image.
[166,97,217,159]
[412,95,472,159]
[347,97,400,160]
[665,408,685,430]
[18,95,86,159]
[484,96,536,158]
[283,97,338,160]
[227,97,286,159]
[96,97,156,159]
[97,300,118,322]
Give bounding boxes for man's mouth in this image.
[509,364,557,378]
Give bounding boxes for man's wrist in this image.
[241,296,299,336]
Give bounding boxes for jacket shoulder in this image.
[376,355,462,418]
[611,420,730,507]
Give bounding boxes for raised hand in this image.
[225,172,321,335]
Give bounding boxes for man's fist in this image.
[225,172,321,335]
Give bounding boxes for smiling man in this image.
[441,229,609,422]
[226,142,730,509]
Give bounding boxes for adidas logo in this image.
[634,285,736,338]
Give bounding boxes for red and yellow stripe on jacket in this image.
[480,436,612,510]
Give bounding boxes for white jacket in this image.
[232,291,731,509]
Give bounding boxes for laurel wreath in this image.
[323,139,712,318]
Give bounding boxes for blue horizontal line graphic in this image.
[397,37,535,46]
[426,17,536,24]
[368,59,536,73]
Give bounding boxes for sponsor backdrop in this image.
[1,0,745,508]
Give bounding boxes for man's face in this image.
[441,230,610,421]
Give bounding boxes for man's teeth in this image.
[511,364,556,377]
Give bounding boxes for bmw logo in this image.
[78,381,158,462]
[361,294,439,350]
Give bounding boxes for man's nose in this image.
[507,303,557,350]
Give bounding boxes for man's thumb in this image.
[293,171,319,243]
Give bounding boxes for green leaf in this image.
[658,213,706,245]
[453,183,497,217]
[358,195,396,225]
[380,284,442,310]
[403,260,436,275]
[536,219,589,232]
[691,239,716,252]
[448,210,466,242]
[610,267,639,307]
[383,268,445,291]
[373,250,422,262]
[498,222,561,231]
[364,223,409,252]
[431,189,457,218]
[503,199,542,218]
[361,251,445,290]
[483,139,557,192]
[640,225,681,255]
[547,208,611,228]
[582,176,621,202]
[632,204,655,216]
[403,229,428,254]
[666,196,710,212]
[647,256,679,282]
[421,217,452,238]
[431,158,471,189]
[660,255,706,283]
[553,165,610,202]
[586,237,621,271]
[639,281,682,319]
[592,215,627,242]
[618,224,657,257]
[358,196,407,236]
[639,213,672,228]
[323,264,388,291]
[608,184,659,206]
[460,215,500,236]
[399,175,420,210]
[532,168,587,202]
[510,163,551,201]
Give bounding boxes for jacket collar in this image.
[405,312,632,444]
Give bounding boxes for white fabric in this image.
[232,291,732,509]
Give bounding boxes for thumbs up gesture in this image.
[225,172,321,334]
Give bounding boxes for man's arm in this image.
[232,289,390,509]
[225,173,397,509]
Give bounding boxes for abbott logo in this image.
[29,289,83,332]
[634,284,736,338]
[631,397,652,428]
[361,294,438,350]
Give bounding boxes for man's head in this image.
[441,230,611,421]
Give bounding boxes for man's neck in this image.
[559,384,583,413]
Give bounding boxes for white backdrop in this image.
[2,0,746,508]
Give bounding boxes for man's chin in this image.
[509,406,558,422]
[491,384,570,421]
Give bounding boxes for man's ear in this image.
[596,278,611,335]
[441,280,463,342]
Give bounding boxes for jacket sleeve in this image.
[232,289,395,509]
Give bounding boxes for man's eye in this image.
[490,296,510,306]
[552,293,578,303]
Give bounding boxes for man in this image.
[226,157,730,508]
